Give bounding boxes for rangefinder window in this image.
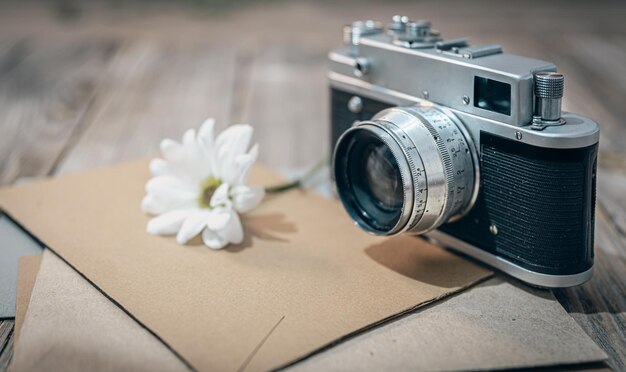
[473,76,511,116]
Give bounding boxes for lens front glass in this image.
[335,129,404,234]
[362,143,403,211]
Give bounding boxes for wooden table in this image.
[1,1,625,370]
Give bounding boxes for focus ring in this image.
[411,111,456,223]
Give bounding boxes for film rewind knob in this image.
[534,71,564,122]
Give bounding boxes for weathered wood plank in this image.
[0,38,119,185]
[554,206,626,371]
[237,44,329,172]
[0,320,13,371]
[597,168,626,251]
[55,41,239,174]
[0,39,29,78]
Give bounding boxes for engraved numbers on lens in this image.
[379,106,477,234]
[409,106,478,227]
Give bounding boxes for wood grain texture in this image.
[237,43,329,171]
[0,320,14,371]
[0,0,625,370]
[554,208,626,371]
[0,38,119,184]
[55,41,238,175]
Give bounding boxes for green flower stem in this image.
[264,156,330,194]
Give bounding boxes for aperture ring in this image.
[408,110,456,225]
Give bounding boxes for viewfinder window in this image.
[474,76,511,116]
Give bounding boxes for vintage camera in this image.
[330,17,599,288]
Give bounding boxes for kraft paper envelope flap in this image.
[12,250,187,372]
[13,254,606,372]
[0,159,491,371]
[14,254,42,342]
[292,276,608,371]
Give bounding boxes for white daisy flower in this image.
[141,118,265,249]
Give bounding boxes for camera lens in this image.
[362,141,403,210]
[333,105,479,236]
[337,131,405,233]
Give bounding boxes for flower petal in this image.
[149,158,170,177]
[202,228,227,249]
[146,209,195,235]
[247,142,259,161]
[176,210,211,244]
[201,209,244,249]
[197,118,216,178]
[232,146,258,186]
[160,139,183,163]
[206,207,232,230]
[198,118,215,150]
[230,185,265,213]
[180,129,207,184]
[182,128,200,164]
[210,182,232,208]
[146,175,196,198]
[181,129,196,149]
[141,194,164,215]
[142,192,197,216]
[198,118,215,143]
[216,210,244,245]
[214,124,253,184]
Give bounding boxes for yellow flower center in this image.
[198,176,222,209]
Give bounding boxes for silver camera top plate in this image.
[329,19,599,150]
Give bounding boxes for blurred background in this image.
[2,0,626,179]
[0,0,626,369]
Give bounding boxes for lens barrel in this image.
[333,105,479,236]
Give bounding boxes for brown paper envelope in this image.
[291,276,608,371]
[11,250,187,372]
[14,254,42,342]
[0,159,491,371]
[13,253,605,372]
